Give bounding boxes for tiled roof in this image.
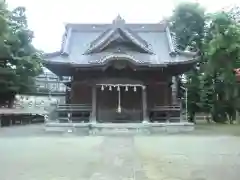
[44,16,198,67]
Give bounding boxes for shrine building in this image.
[44,16,198,124]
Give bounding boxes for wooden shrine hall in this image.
[44,16,198,124]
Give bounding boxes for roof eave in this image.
[43,51,69,59]
[176,49,199,57]
[43,57,198,68]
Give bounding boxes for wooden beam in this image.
[171,76,177,105]
[91,86,97,123]
[142,87,149,122]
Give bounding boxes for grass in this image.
[192,121,240,136]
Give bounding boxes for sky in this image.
[6,0,240,52]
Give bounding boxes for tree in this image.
[170,2,205,51]
[170,2,205,123]
[203,12,240,123]
[170,2,240,123]
[0,2,42,107]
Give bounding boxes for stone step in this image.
[90,127,151,136]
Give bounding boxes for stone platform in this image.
[44,122,194,135]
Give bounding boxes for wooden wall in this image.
[147,83,171,108]
[70,83,92,105]
[96,86,142,122]
[69,69,173,119]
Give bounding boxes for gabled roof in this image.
[43,15,199,76]
[84,15,154,55]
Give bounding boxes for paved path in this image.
[0,125,240,180]
[90,137,137,180]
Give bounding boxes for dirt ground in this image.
[0,125,240,180]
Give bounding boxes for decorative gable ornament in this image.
[112,15,125,27]
[98,53,140,64]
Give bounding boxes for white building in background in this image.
[15,94,65,113]
[14,68,67,113]
[35,67,67,94]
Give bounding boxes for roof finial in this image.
[112,14,125,26]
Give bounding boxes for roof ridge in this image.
[124,28,148,47]
[90,28,113,47]
[121,28,154,54]
[84,29,116,54]
[165,27,199,57]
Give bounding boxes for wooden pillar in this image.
[171,76,177,105]
[142,86,149,122]
[91,85,97,123]
[65,86,71,104]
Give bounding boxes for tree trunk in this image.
[188,112,196,123]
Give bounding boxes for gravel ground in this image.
[0,125,240,180]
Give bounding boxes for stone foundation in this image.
[45,122,194,135]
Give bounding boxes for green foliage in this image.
[204,12,240,123]
[170,2,206,123]
[170,2,205,51]
[170,2,240,123]
[199,73,214,113]
[0,2,42,107]
[185,69,201,122]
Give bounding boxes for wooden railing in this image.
[149,105,181,122]
[150,105,181,112]
[56,104,92,112]
[53,104,182,123]
[55,104,92,122]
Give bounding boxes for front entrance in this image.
[96,85,142,123]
